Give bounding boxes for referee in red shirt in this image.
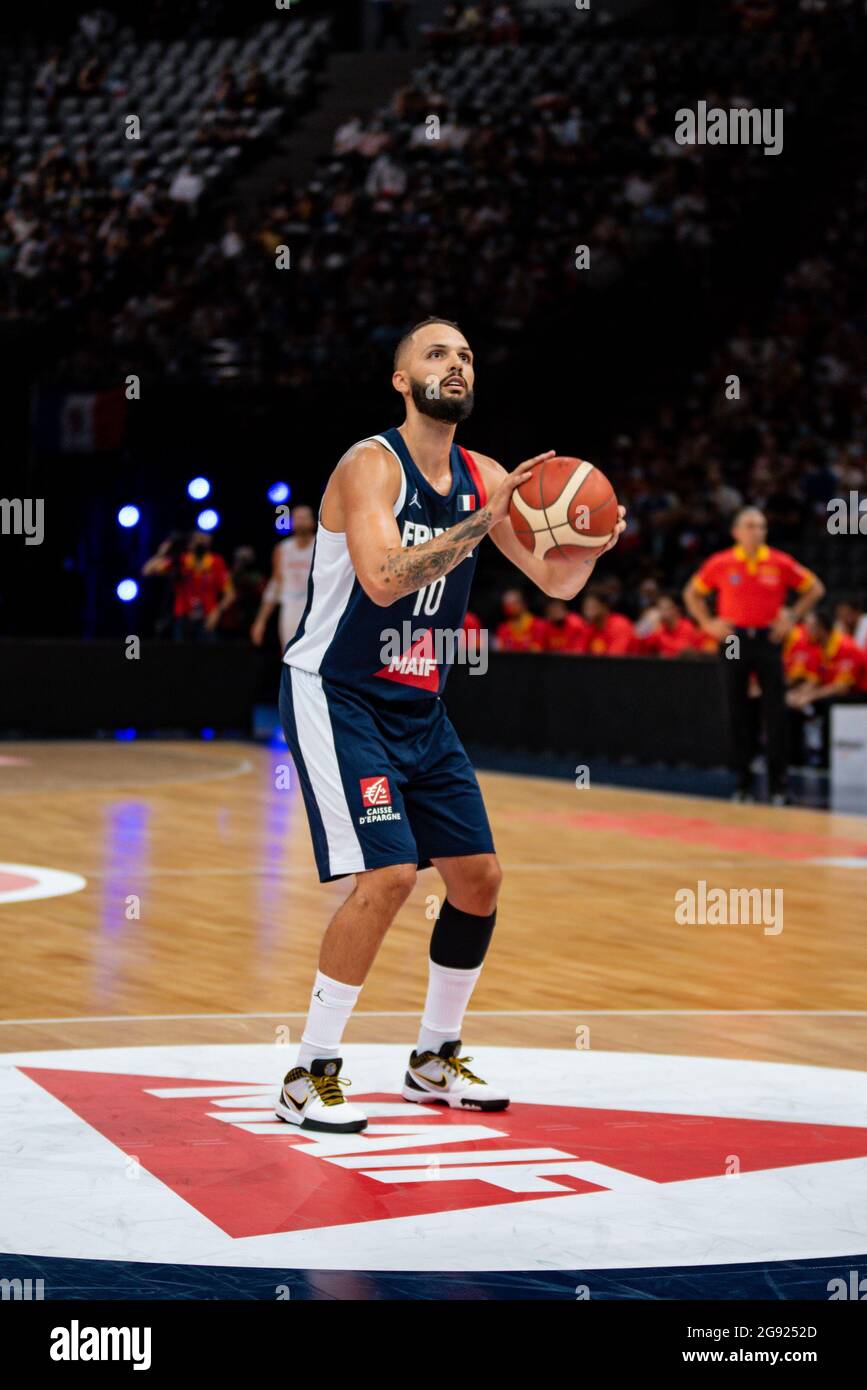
[684,508,824,803]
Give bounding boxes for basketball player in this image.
[275,318,626,1133]
[250,505,317,652]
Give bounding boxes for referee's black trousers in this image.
[719,629,788,793]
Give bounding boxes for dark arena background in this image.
[2,0,867,1351]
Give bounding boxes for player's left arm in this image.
[472,453,626,600]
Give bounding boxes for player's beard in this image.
[410,376,475,423]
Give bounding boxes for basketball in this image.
[509,457,619,560]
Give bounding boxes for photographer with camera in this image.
[142,530,230,642]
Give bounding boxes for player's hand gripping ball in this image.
[509,456,619,560]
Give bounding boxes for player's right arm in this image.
[332,440,546,607]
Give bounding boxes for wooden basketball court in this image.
[4,738,867,1303]
[2,739,865,1065]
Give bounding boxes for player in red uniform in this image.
[782,613,824,687]
[495,588,548,651]
[639,593,706,658]
[581,589,638,655]
[542,598,589,653]
[787,610,867,708]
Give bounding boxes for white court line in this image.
[0,755,256,797]
[60,858,861,878]
[2,1009,866,1026]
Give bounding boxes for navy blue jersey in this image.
[284,428,487,702]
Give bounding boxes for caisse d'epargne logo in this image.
[358,776,401,825]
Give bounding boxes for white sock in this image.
[296,970,362,1070]
[416,959,482,1055]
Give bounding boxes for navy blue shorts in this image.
[279,664,495,882]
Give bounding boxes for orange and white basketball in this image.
[509,456,618,561]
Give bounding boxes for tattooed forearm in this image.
[379,507,494,598]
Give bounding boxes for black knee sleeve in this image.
[429,899,497,970]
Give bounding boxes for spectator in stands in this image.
[241,62,272,109]
[213,65,241,112]
[639,593,710,658]
[77,52,105,96]
[542,598,589,654]
[495,588,547,652]
[581,589,638,655]
[456,5,486,41]
[491,4,521,45]
[220,213,244,259]
[704,462,743,519]
[169,161,204,212]
[79,8,115,46]
[34,48,64,114]
[365,153,408,204]
[334,116,364,157]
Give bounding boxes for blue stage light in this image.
[117,579,138,602]
[268,481,290,504]
[196,509,219,531]
[188,477,211,500]
[118,505,140,528]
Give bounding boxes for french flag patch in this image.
[458,494,476,511]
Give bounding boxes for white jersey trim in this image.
[366,434,408,517]
[289,667,365,876]
[282,436,406,674]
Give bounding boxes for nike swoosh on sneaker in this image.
[282,1089,308,1112]
[410,1069,448,1089]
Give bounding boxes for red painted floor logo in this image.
[19,1066,867,1239]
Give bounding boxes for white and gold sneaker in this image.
[401,1039,509,1111]
[275,1056,368,1133]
